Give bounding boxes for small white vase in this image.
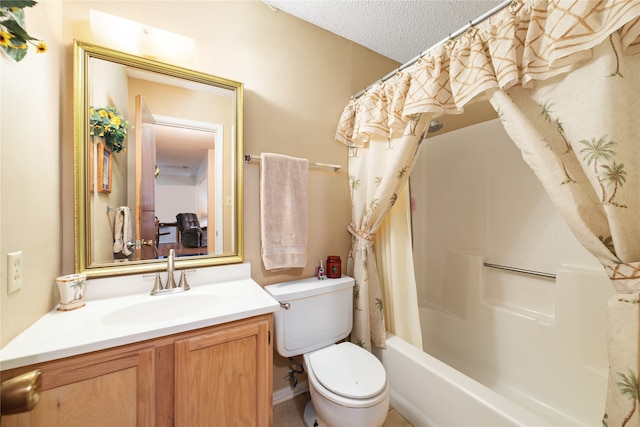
[55,274,86,311]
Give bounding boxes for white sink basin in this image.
[102,293,222,326]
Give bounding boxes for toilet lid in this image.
[308,342,387,399]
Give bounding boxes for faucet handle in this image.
[178,270,191,291]
[151,273,164,295]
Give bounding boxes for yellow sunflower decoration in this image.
[1,0,47,62]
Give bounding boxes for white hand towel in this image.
[260,153,309,270]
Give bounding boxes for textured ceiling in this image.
[262,0,506,64]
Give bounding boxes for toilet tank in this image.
[265,276,354,357]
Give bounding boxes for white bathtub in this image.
[375,334,552,427]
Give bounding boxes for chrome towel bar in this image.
[244,154,341,172]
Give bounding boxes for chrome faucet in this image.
[150,249,190,295]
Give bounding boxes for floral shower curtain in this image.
[335,0,640,423]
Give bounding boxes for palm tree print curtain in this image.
[336,103,430,350]
[487,32,639,426]
[335,1,640,423]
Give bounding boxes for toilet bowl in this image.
[264,276,390,427]
[303,342,390,427]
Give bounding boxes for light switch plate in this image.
[7,251,23,294]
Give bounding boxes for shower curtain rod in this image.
[353,0,513,99]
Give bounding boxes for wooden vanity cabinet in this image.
[1,314,273,427]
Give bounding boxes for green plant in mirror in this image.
[0,0,47,62]
[89,106,128,153]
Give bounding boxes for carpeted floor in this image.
[273,392,413,426]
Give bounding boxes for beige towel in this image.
[260,153,309,270]
[113,206,132,256]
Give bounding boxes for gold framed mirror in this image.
[74,41,243,278]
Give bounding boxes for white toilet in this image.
[265,276,390,427]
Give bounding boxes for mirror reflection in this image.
[74,41,243,277]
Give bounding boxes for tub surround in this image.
[410,119,611,425]
[0,262,280,370]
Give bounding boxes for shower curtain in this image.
[376,185,423,349]
[336,100,430,350]
[335,1,640,424]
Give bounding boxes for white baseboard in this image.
[273,380,309,406]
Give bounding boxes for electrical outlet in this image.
[7,251,23,294]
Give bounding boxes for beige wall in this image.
[1,0,64,346]
[1,0,398,392]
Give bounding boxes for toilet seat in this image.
[305,342,388,407]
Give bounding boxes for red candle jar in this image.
[326,256,341,278]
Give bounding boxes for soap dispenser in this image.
[317,260,326,280]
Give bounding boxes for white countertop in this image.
[1,267,280,370]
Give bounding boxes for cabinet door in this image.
[1,347,155,427]
[174,317,272,426]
